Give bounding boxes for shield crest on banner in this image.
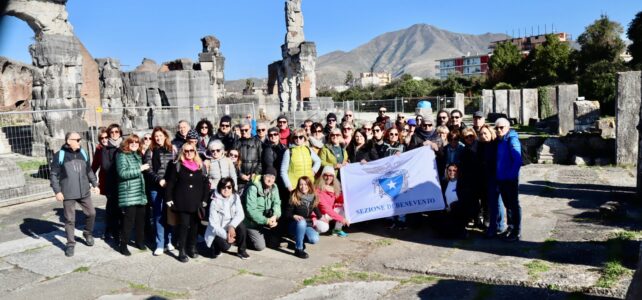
[373,170,409,200]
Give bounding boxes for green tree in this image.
[528,34,574,86]
[627,11,642,69]
[344,71,354,85]
[488,41,522,86]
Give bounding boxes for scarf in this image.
[414,127,436,141]
[182,160,199,172]
[108,137,122,148]
[308,136,324,148]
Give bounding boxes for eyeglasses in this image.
[452,116,461,119]
[342,128,353,131]
[314,130,323,133]
[184,149,195,153]
[143,137,151,140]
[328,119,336,122]
[403,128,409,132]
[241,129,250,132]
[269,133,279,137]
[223,185,233,190]
[69,138,82,142]
[331,134,341,137]
[220,124,230,128]
[464,135,475,139]
[373,129,381,133]
[398,116,405,119]
[229,154,239,158]
[258,128,266,132]
[295,136,306,140]
[496,126,505,130]
[422,124,433,128]
[364,128,372,131]
[345,114,352,117]
[211,149,222,152]
[100,136,108,140]
[379,110,386,113]
[246,116,252,119]
[278,120,287,124]
[322,174,334,177]
[389,133,399,136]
[110,130,120,134]
[439,116,448,119]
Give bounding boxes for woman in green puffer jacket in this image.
[116,134,149,256]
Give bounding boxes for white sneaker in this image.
[165,244,175,251]
[153,248,163,256]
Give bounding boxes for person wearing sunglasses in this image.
[116,134,150,256]
[213,115,237,152]
[457,128,485,232]
[436,110,450,128]
[318,128,349,177]
[383,127,408,230]
[262,127,288,203]
[171,120,191,152]
[232,122,263,193]
[449,109,467,131]
[361,122,374,141]
[408,115,441,152]
[346,128,378,164]
[343,110,358,129]
[142,127,176,256]
[205,177,249,260]
[91,128,109,200]
[371,123,390,159]
[323,113,338,136]
[207,140,237,192]
[375,106,392,130]
[276,115,291,146]
[494,118,522,242]
[165,144,210,262]
[100,123,123,242]
[285,176,323,259]
[341,122,355,146]
[140,133,152,155]
[280,129,321,193]
[195,118,215,156]
[50,131,100,257]
[255,122,269,144]
[478,124,507,239]
[316,166,349,237]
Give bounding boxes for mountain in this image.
[316,24,509,87]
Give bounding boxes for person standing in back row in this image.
[50,132,100,257]
[495,118,522,242]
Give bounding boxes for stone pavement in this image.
[0,164,639,300]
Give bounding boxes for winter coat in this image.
[385,142,405,157]
[50,145,98,200]
[284,193,321,226]
[316,188,345,223]
[280,145,321,190]
[116,151,147,207]
[204,191,245,247]
[318,144,348,175]
[143,146,175,191]
[208,156,238,190]
[262,142,286,173]
[171,132,187,151]
[458,141,482,198]
[408,129,442,150]
[91,144,106,195]
[444,143,465,165]
[100,141,120,196]
[279,128,291,146]
[165,161,210,213]
[496,129,522,181]
[213,131,237,152]
[242,179,281,229]
[233,137,263,179]
[346,143,378,163]
[372,140,390,159]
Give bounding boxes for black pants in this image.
[211,222,247,253]
[105,194,122,238]
[121,205,146,246]
[176,211,199,251]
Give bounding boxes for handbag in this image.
[167,207,177,226]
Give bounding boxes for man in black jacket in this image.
[213,115,237,151]
[262,127,287,202]
[172,120,191,151]
[234,122,263,192]
[50,132,100,257]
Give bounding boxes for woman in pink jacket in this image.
[315,166,350,237]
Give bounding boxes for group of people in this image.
[50,107,522,262]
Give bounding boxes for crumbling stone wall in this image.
[0,57,34,109]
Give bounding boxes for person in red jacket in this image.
[315,166,350,237]
[276,115,291,146]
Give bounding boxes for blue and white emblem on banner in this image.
[373,170,408,200]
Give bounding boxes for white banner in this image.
[340,146,445,223]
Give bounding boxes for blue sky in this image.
[1,0,640,80]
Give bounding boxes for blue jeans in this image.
[486,183,507,236]
[498,179,521,235]
[289,219,319,250]
[150,190,172,250]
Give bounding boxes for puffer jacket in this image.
[208,156,238,190]
[233,137,263,178]
[262,142,286,172]
[213,131,237,152]
[143,146,174,191]
[318,144,348,174]
[242,179,281,229]
[204,191,245,246]
[116,151,147,207]
[50,144,98,200]
[280,145,321,190]
[496,129,522,181]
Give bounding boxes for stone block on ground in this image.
[0,158,25,190]
[597,118,616,139]
[508,89,521,122]
[557,84,578,136]
[574,100,600,131]
[616,71,641,166]
[494,90,508,115]
[537,138,569,164]
[572,155,593,166]
[454,92,465,112]
[482,89,493,116]
[521,88,538,125]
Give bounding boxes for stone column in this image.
[508,89,521,123]
[481,89,493,116]
[454,92,465,113]
[521,88,538,125]
[556,84,578,136]
[616,71,641,166]
[493,90,508,115]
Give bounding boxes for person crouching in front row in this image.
[204,177,249,260]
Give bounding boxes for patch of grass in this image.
[611,230,641,241]
[541,238,558,253]
[302,263,387,286]
[128,282,188,299]
[238,269,262,277]
[24,245,47,253]
[16,159,47,172]
[73,266,89,273]
[374,238,393,247]
[474,283,493,300]
[524,260,550,279]
[594,260,631,288]
[399,275,438,285]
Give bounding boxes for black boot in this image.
[294,249,309,259]
[186,246,199,259]
[120,243,131,256]
[178,249,189,263]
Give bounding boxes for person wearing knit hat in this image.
[316,165,349,237]
[186,129,199,145]
[243,163,282,251]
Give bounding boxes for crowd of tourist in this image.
[50,107,523,260]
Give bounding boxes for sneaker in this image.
[503,232,521,242]
[333,229,348,237]
[294,249,309,259]
[65,245,75,257]
[83,234,94,247]
[166,243,176,251]
[153,248,164,256]
[237,250,250,260]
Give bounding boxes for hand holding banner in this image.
[340,146,445,223]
